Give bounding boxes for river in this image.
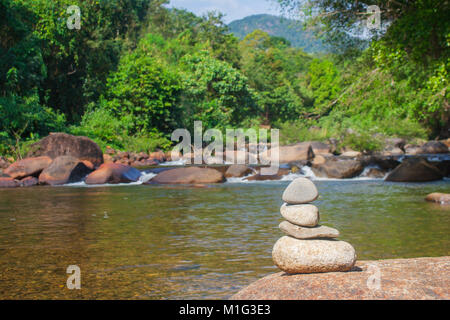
[0,176,449,299]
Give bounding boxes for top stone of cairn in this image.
[282,177,319,204]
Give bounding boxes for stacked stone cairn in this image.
[272,177,357,274]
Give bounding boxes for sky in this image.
[167,0,283,23]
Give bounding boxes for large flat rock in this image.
[231,256,450,300]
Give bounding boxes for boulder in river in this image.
[309,141,331,155]
[39,156,93,185]
[272,236,356,274]
[385,158,443,182]
[312,158,364,179]
[27,133,104,167]
[425,193,450,204]
[4,156,52,179]
[261,142,314,164]
[419,141,449,154]
[151,167,225,184]
[0,177,19,188]
[85,163,141,185]
[19,177,39,187]
[225,165,253,178]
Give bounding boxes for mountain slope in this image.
[228,14,326,53]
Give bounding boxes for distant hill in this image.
[228,14,326,53]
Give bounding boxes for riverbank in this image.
[0,133,449,188]
[231,256,450,300]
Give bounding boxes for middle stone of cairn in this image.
[272,177,357,274]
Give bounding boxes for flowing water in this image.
[0,177,449,299]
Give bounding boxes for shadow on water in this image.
[0,180,449,299]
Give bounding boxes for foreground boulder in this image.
[151,167,225,184]
[231,256,450,300]
[4,156,52,179]
[0,177,19,188]
[312,158,364,179]
[27,133,104,167]
[385,158,443,182]
[85,163,141,185]
[39,156,93,185]
[425,193,450,204]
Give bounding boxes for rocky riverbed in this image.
[0,133,449,188]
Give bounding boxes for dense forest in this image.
[1,0,448,158]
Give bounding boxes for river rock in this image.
[19,176,39,187]
[341,151,362,158]
[272,236,356,274]
[27,133,104,167]
[419,141,449,154]
[312,158,364,179]
[39,156,93,185]
[279,221,339,239]
[231,256,450,300]
[261,142,315,164]
[0,177,19,188]
[282,178,319,204]
[225,165,253,178]
[280,203,319,227]
[151,167,225,184]
[385,158,443,182]
[363,168,387,179]
[425,193,450,204]
[85,163,141,184]
[4,156,52,179]
[246,168,290,181]
[310,141,331,155]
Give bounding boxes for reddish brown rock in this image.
[231,256,450,300]
[39,156,93,185]
[4,156,52,179]
[131,159,158,168]
[0,156,10,169]
[149,150,166,163]
[425,193,450,204]
[225,165,253,178]
[85,163,141,185]
[20,176,39,187]
[27,133,103,167]
[151,167,225,184]
[103,154,114,164]
[0,177,19,188]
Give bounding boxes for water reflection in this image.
[0,180,449,299]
